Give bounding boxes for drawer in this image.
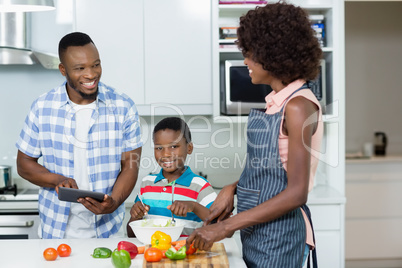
[346,218,402,259]
[309,204,341,230]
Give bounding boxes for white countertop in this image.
[346,155,402,164]
[307,185,346,205]
[0,237,246,268]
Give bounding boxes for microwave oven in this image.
[220,59,326,115]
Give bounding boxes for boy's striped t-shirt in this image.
[137,166,217,235]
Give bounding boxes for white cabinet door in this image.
[143,0,212,105]
[307,203,344,268]
[31,0,74,56]
[75,0,145,104]
[314,231,341,268]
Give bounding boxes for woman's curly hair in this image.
[236,1,322,85]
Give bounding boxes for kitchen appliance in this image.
[0,0,55,12]
[0,12,59,68]
[220,59,327,115]
[0,188,40,239]
[374,132,387,156]
[220,60,272,115]
[0,165,12,188]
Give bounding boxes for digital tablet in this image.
[58,187,105,203]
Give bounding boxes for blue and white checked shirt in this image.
[16,81,143,239]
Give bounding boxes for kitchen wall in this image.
[0,65,61,182]
[0,65,247,189]
[345,2,402,155]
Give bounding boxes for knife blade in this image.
[189,251,221,258]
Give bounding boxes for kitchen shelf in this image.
[213,114,340,124]
[220,46,333,53]
[219,47,241,53]
[219,4,266,11]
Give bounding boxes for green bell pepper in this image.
[92,247,112,258]
[165,246,187,260]
[111,249,131,268]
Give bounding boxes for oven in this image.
[0,188,40,239]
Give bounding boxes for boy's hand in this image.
[167,201,194,217]
[129,201,150,221]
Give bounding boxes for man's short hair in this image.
[58,32,95,62]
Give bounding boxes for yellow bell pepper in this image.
[151,231,172,250]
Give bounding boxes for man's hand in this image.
[55,177,78,194]
[78,194,118,215]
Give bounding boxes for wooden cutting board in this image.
[142,242,229,268]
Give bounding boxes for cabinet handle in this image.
[0,220,34,227]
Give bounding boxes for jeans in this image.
[302,244,309,266]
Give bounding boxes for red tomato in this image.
[43,247,58,261]
[57,243,72,257]
[144,247,163,262]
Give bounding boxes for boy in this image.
[127,117,217,237]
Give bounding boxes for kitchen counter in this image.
[307,185,346,205]
[0,237,246,268]
[346,155,402,163]
[345,158,402,260]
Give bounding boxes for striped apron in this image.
[237,84,316,268]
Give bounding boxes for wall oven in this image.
[0,188,40,239]
[220,59,327,115]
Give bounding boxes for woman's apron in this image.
[237,84,317,268]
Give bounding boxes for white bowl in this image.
[129,217,185,245]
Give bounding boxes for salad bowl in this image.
[129,217,185,245]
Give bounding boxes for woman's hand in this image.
[203,181,237,225]
[186,221,233,251]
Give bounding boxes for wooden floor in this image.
[346,259,402,268]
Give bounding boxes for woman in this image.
[187,2,323,267]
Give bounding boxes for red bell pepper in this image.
[186,242,197,255]
[117,241,138,259]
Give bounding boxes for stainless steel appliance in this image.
[220,60,271,115]
[220,59,327,115]
[0,188,40,239]
[0,12,59,68]
[0,165,13,188]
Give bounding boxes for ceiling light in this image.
[0,0,55,12]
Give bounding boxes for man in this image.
[16,32,143,239]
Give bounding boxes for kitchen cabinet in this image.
[30,0,74,58]
[211,1,346,267]
[142,0,213,115]
[305,187,346,268]
[74,0,213,116]
[74,0,145,107]
[345,157,402,260]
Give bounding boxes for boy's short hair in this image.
[153,117,192,143]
